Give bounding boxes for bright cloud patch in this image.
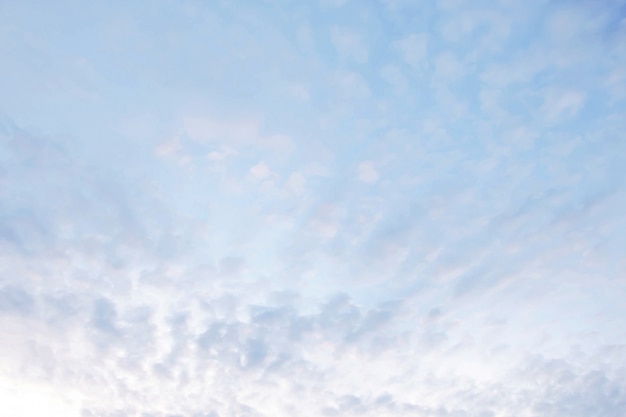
[357,160,379,183]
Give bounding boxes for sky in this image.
[1,0,626,416]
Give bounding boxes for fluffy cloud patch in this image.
[357,160,379,183]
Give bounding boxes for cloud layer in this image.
[1,0,625,416]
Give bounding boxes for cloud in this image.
[393,33,428,70]
[1,0,626,415]
[320,0,349,8]
[0,286,35,315]
[380,65,408,95]
[433,51,463,81]
[334,70,371,100]
[0,378,82,417]
[207,145,238,162]
[285,172,306,195]
[357,161,379,183]
[331,26,368,64]
[541,90,585,123]
[249,161,273,180]
[182,115,293,155]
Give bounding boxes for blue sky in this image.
[1,0,626,416]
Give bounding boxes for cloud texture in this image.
[1,0,626,416]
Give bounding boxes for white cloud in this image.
[381,65,408,95]
[307,203,342,239]
[320,0,349,8]
[288,83,311,101]
[249,161,273,180]
[331,26,369,63]
[0,377,82,417]
[393,33,428,70]
[155,135,182,158]
[357,161,379,183]
[541,90,585,123]
[207,144,238,162]
[183,115,293,154]
[433,51,463,81]
[334,70,371,100]
[286,172,306,195]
